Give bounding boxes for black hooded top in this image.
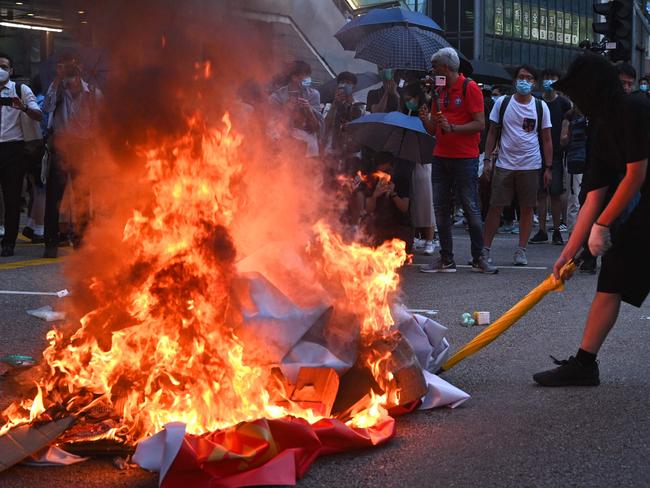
[554,53,649,214]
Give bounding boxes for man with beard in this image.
[533,53,649,386]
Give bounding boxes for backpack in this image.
[565,115,587,174]
[495,95,544,162]
[13,82,45,159]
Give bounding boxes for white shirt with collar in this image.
[0,80,40,143]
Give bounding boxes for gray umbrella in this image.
[354,26,473,75]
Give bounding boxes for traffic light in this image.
[592,0,633,62]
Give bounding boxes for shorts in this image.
[597,209,650,307]
[538,156,565,196]
[489,167,539,208]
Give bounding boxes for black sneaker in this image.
[420,257,457,273]
[533,356,600,387]
[552,229,564,245]
[471,255,498,274]
[528,229,548,244]
[0,246,14,257]
[43,246,58,259]
[579,255,597,274]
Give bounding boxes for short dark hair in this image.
[403,82,424,100]
[514,64,538,80]
[0,52,13,67]
[541,68,562,79]
[336,71,357,85]
[616,62,636,80]
[640,76,649,84]
[288,60,311,79]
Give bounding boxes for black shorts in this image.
[597,209,650,307]
[538,156,565,197]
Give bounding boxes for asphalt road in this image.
[1,230,649,488]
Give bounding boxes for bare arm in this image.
[560,119,571,147]
[541,127,553,167]
[481,122,499,177]
[448,110,485,134]
[597,159,647,226]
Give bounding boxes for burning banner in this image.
[0,2,469,485]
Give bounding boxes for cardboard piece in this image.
[290,367,339,417]
[0,417,75,473]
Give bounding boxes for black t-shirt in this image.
[366,87,400,113]
[545,95,572,156]
[585,95,650,218]
[363,159,413,229]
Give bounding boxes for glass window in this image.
[495,0,504,36]
[531,1,540,40]
[485,0,495,35]
[538,44,548,69]
[549,9,556,43]
[540,5,548,41]
[555,11,563,45]
[512,39,522,64]
[461,0,474,31]
[529,42,539,68]
[522,41,531,65]
[504,0,513,37]
[447,0,460,32]
[579,15,587,44]
[522,2,531,39]
[460,37,474,58]
[484,36,494,62]
[430,0,444,28]
[513,2,522,38]
[572,13,580,46]
[563,11,572,44]
[503,38,513,63]
[494,38,504,62]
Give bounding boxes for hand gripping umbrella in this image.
[438,255,584,373]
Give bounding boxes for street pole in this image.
[473,0,482,59]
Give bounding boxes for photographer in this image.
[42,52,101,258]
[0,52,43,257]
[323,71,364,160]
[367,68,400,113]
[269,60,323,158]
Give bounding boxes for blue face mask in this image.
[516,79,533,95]
[542,79,555,92]
[641,83,649,92]
[405,99,419,111]
[301,77,312,88]
[339,83,353,95]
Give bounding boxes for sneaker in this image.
[420,257,457,273]
[413,237,426,249]
[0,225,4,237]
[471,255,498,274]
[533,214,539,225]
[453,218,467,228]
[528,229,548,244]
[510,224,520,235]
[423,240,436,255]
[533,356,600,386]
[497,224,514,234]
[579,255,597,274]
[513,248,528,266]
[552,229,564,246]
[559,223,568,232]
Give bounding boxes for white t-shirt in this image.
[489,95,551,170]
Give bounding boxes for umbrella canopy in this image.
[345,111,436,164]
[318,72,381,104]
[439,258,580,372]
[354,26,473,75]
[335,6,442,51]
[469,59,511,84]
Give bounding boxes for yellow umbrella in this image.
[439,259,578,372]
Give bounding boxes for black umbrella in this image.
[335,6,443,51]
[317,72,381,104]
[468,59,511,84]
[354,26,473,76]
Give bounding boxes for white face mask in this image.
[0,69,10,83]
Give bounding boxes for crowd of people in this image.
[0,50,100,259]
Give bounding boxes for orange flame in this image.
[1,112,408,443]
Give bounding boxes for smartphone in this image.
[0,97,13,106]
[435,76,446,87]
[288,90,300,99]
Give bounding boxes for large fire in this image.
[1,111,407,444]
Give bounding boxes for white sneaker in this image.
[533,214,539,225]
[423,240,436,255]
[0,226,4,237]
[413,237,426,249]
[483,247,493,264]
[513,248,528,266]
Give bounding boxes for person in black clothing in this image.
[529,68,572,246]
[358,152,413,252]
[534,53,650,387]
[366,68,400,113]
